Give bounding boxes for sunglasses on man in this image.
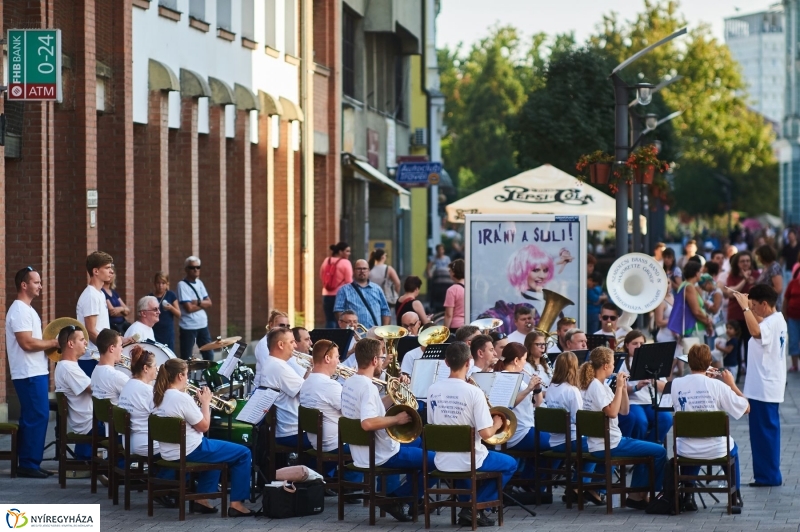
[601,315,618,321]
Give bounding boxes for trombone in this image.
[186,383,238,414]
[347,324,370,339]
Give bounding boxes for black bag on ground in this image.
[260,479,325,518]
[646,457,677,515]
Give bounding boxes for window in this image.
[241,0,255,40]
[159,0,178,9]
[189,0,205,20]
[343,8,357,98]
[265,0,277,48]
[284,0,297,56]
[395,53,406,121]
[217,0,232,31]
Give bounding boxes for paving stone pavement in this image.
[2,369,800,531]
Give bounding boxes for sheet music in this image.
[411,359,439,398]
[435,361,451,380]
[488,372,522,409]
[658,393,673,410]
[236,388,280,425]
[218,343,241,379]
[470,372,495,397]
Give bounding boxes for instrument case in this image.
[260,479,325,518]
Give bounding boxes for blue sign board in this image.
[396,162,443,185]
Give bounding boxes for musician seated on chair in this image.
[670,343,748,510]
[292,326,313,355]
[340,338,435,522]
[580,347,666,510]
[255,310,306,379]
[465,334,496,378]
[427,342,517,527]
[153,359,253,517]
[54,325,94,460]
[399,312,424,376]
[125,296,159,342]
[257,327,311,449]
[90,329,129,405]
[547,317,577,354]
[593,303,627,339]
[523,330,552,389]
[118,347,159,457]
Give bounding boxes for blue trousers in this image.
[322,295,337,329]
[749,399,782,485]
[550,437,597,482]
[591,436,666,491]
[381,437,436,498]
[179,327,213,361]
[681,442,741,491]
[77,359,98,377]
[275,432,311,450]
[453,451,517,503]
[618,403,673,443]
[506,427,549,479]
[321,443,362,482]
[12,375,50,469]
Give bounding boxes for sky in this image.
[437,0,778,50]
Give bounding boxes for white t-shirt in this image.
[258,355,304,438]
[177,279,209,330]
[91,364,130,405]
[254,335,306,381]
[77,285,110,360]
[125,321,155,342]
[153,388,204,460]
[428,377,493,471]
[400,346,423,375]
[55,360,93,435]
[341,374,398,467]
[118,378,157,456]
[743,312,788,403]
[671,373,749,459]
[5,300,48,380]
[582,379,621,452]
[544,382,582,447]
[505,374,534,449]
[340,339,359,368]
[507,330,528,345]
[300,373,343,452]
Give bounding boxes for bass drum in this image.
[118,339,176,377]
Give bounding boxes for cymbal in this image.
[187,359,214,371]
[199,336,242,352]
[43,318,89,362]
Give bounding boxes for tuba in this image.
[374,325,408,378]
[536,289,574,348]
[385,403,423,444]
[417,325,450,347]
[467,377,517,445]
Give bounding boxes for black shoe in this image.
[583,490,604,506]
[154,496,177,508]
[457,508,495,527]
[748,481,776,487]
[625,498,649,510]
[379,502,412,522]
[561,490,577,504]
[344,494,363,504]
[324,489,338,497]
[680,492,697,512]
[189,501,219,514]
[733,490,744,508]
[17,467,48,479]
[228,506,254,517]
[38,467,54,477]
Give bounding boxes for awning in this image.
[352,159,411,210]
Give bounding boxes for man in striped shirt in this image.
[334,259,391,329]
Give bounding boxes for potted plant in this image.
[575,151,615,184]
[626,144,669,185]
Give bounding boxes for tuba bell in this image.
[417,325,450,347]
[467,378,517,445]
[374,325,408,378]
[606,253,669,331]
[469,318,504,334]
[535,289,575,348]
[43,318,90,362]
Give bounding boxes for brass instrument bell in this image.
[374,325,408,378]
[385,403,423,443]
[535,289,574,348]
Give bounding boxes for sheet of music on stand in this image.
[410,359,452,399]
[235,387,280,425]
[470,372,523,409]
[218,342,244,380]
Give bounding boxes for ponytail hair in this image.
[494,342,526,373]
[579,346,613,390]
[368,248,386,269]
[153,358,188,407]
[267,309,289,328]
[129,346,156,378]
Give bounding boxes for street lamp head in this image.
[645,113,658,130]
[635,83,655,106]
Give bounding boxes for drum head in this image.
[214,381,243,396]
[122,340,176,369]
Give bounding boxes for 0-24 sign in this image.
[8,29,62,102]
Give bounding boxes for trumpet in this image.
[292,350,313,371]
[347,324,370,339]
[186,383,238,414]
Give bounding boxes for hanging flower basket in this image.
[576,151,614,184]
[634,164,656,184]
[591,162,613,184]
[626,145,669,186]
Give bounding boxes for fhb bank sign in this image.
[8,29,62,102]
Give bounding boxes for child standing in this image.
[715,321,742,379]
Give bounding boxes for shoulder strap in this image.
[181,279,202,302]
[351,282,379,326]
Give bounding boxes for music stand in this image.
[421,343,449,359]
[570,349,590,363]
[310,328,355,356]
[628,341,676,444]
[397,336,421,365]
[586,334,613,350]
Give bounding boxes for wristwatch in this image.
[743,307,750,313]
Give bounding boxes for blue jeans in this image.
[591,436,666,491]
[681,442,741,491]
[12,375,50,469]
[275,433,311,450]
[381,438,436,499]
[322,443,362,482]
[179,327,212,361]
[323,295,337,329]
[453,451,517,503]
[618,404,673,443]
[550,437,597,483]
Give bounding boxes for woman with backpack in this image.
[320,242,353,328]
[368,249,401,316]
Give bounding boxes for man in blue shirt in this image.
[333,259,390,328]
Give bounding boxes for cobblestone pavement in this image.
[2,370,800,532]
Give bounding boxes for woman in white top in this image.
[368,249,401,311]
[523,331,552,391]
[493,343,544,450]
[117,346,158,457]
[153,359,253,517]
[580,347,666,509]
[616,331,673,444]
[545,352,600,505]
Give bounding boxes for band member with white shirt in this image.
[732,284,787,487]
[506,307,534,345]
[593,303,627,341]
[580,347,666,509]
[54,326,94,460]
[547,317,577,354]
[117,347,159,457]
[257,327,311,449]
[292,326,313,354]
[255,310,306,378]
[564,328,588,351]
[77,251,114,376]
[671,343,748,510]
[90,329,129,405]
[524,331,552,389]
[427,342,517,527]
[153,359,253,516]
[398,312,424,376]
[466,334,497,378]
[177,256,213,361]
[125,296,159,342]
[6,267,59,478]
[340,338,435,522]
[338,310,361,367]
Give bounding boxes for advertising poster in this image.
[465,215,587,334]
